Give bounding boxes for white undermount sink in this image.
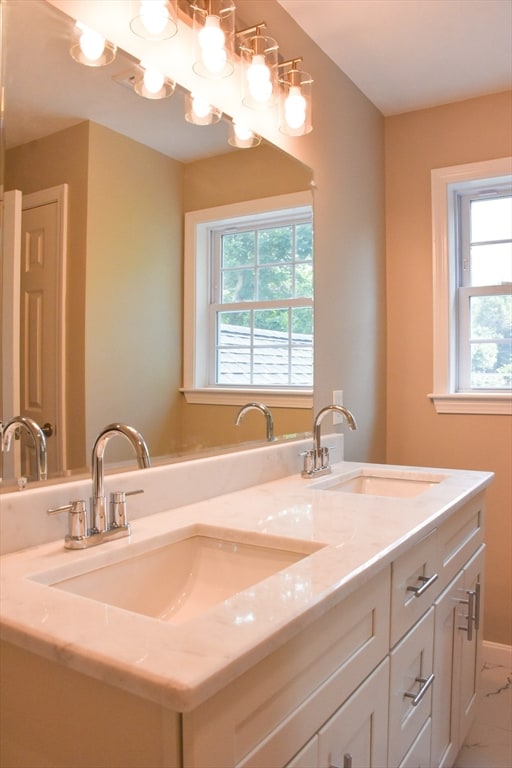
[34,526,323,625]
[315,468,448,498]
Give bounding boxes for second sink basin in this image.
[315,468,448,497]
[41,526,322,624]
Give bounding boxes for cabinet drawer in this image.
[183,567,390,768]
[391,528,439,645]
[437,494,485,592]
[389,607,434,768]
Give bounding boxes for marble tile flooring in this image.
[454,644,512,768]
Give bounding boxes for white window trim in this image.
[182,191,314,408]
[429,157,512,415]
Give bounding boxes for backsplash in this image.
[0,434,343,555]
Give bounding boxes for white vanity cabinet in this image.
[387,491,485,768]
[0,471,489,768]
[184,492,485,768]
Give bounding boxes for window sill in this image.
[181,388,313,409]
[428,392,512,415]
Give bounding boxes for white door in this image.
[19,185,68,478]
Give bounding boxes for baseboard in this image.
[483,640,512,667]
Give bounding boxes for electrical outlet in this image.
[332,390,343,423]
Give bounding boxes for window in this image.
[183,192,314,407]
[430,158,512,414]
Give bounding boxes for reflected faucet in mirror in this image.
[302,405,357,479]
[1,416,48,481]
[235,403,275,442]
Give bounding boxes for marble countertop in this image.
[0,460,492,711]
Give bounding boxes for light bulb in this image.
[201,46,227,75]
[192,94,211,119]
[140,1,169,36]
[234,122,253,142]
[143,67,165,95]
[284,85,306,130]
[198,15,225,50]
[78,25,105,63]
[197,15,226,75]
[247,54,272,103]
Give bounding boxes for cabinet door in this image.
[458,545,485,743]
[431,571,464,768]
[317,659,389,768]
[399,718,431,768]
[285,737,318,768]
[389,608,434,767]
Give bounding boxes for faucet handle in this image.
[47,500,88,542]
[301,449,315,476]
[318,446,330,471]
[110,489,143,528]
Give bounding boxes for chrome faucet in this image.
[47,423,150,549]
[235,402,275,442]
[2,416,48,481]
[92,423,151,533]
[302,404,357,478]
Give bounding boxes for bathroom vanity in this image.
[0,442,492,768]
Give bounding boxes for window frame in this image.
[430,157,512,415]
[182,191,314,407]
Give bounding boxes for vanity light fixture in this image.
[228,118,262,149]
[134,60,176,99]
[129,0,178,41]
[184,91,222,125]
[191,0,236,79]
[238,24,279,111]
[278,59,313,136]
[70,22,116,67]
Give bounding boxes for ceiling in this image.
[276,0,512,115]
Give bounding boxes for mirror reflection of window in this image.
[213,210,313,388]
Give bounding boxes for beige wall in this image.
[385,91,512,644]
[183,142,313,210]
[86,123,184,461]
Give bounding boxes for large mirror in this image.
[1,0,314,488]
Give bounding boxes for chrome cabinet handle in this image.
[474,581,481,631]
[459,588,478,641]
[329,757,352,768]
[403,672,435,707]
[407,572,438,597]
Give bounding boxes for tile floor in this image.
[454,644,512,768]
